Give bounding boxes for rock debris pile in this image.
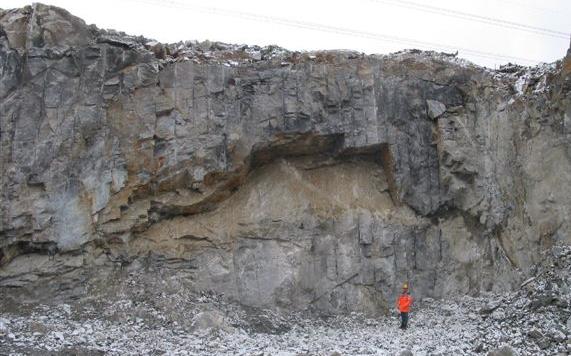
[1,246,569,355]
[474,245,571,355]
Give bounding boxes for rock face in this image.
[1,4,570,314]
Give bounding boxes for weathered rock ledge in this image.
[1,3,570,314]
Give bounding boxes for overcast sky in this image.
[2,0,570,68]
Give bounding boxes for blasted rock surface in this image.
[1,4,570,314]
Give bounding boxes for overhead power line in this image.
[495,0,563,15]
[123,0,543,65]
[366,0,570,40]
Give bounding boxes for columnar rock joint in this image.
[1,3,570,314]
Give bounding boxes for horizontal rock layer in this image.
[1,3,570,313]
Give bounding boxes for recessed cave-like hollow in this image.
[128,134,422,313]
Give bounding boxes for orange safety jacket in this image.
[397,294,413,313]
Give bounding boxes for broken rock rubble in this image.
[1,246,569,355]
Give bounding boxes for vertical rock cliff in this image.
[1,4,570,314]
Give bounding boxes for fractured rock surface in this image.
[1,3,570,314]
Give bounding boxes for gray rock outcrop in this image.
[190,310,230,334]
[0,317,8,336]
[1,4,570,314]
[487,346,516,356]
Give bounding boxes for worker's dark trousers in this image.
[400,312,409,329]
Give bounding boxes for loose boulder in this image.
[426,99,446,119]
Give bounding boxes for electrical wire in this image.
[123,0,544,65]
[493,0,563,16]
[366,0,569,39]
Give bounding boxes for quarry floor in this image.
[0,246,570,356]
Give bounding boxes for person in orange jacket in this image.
[396,283,413,329]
